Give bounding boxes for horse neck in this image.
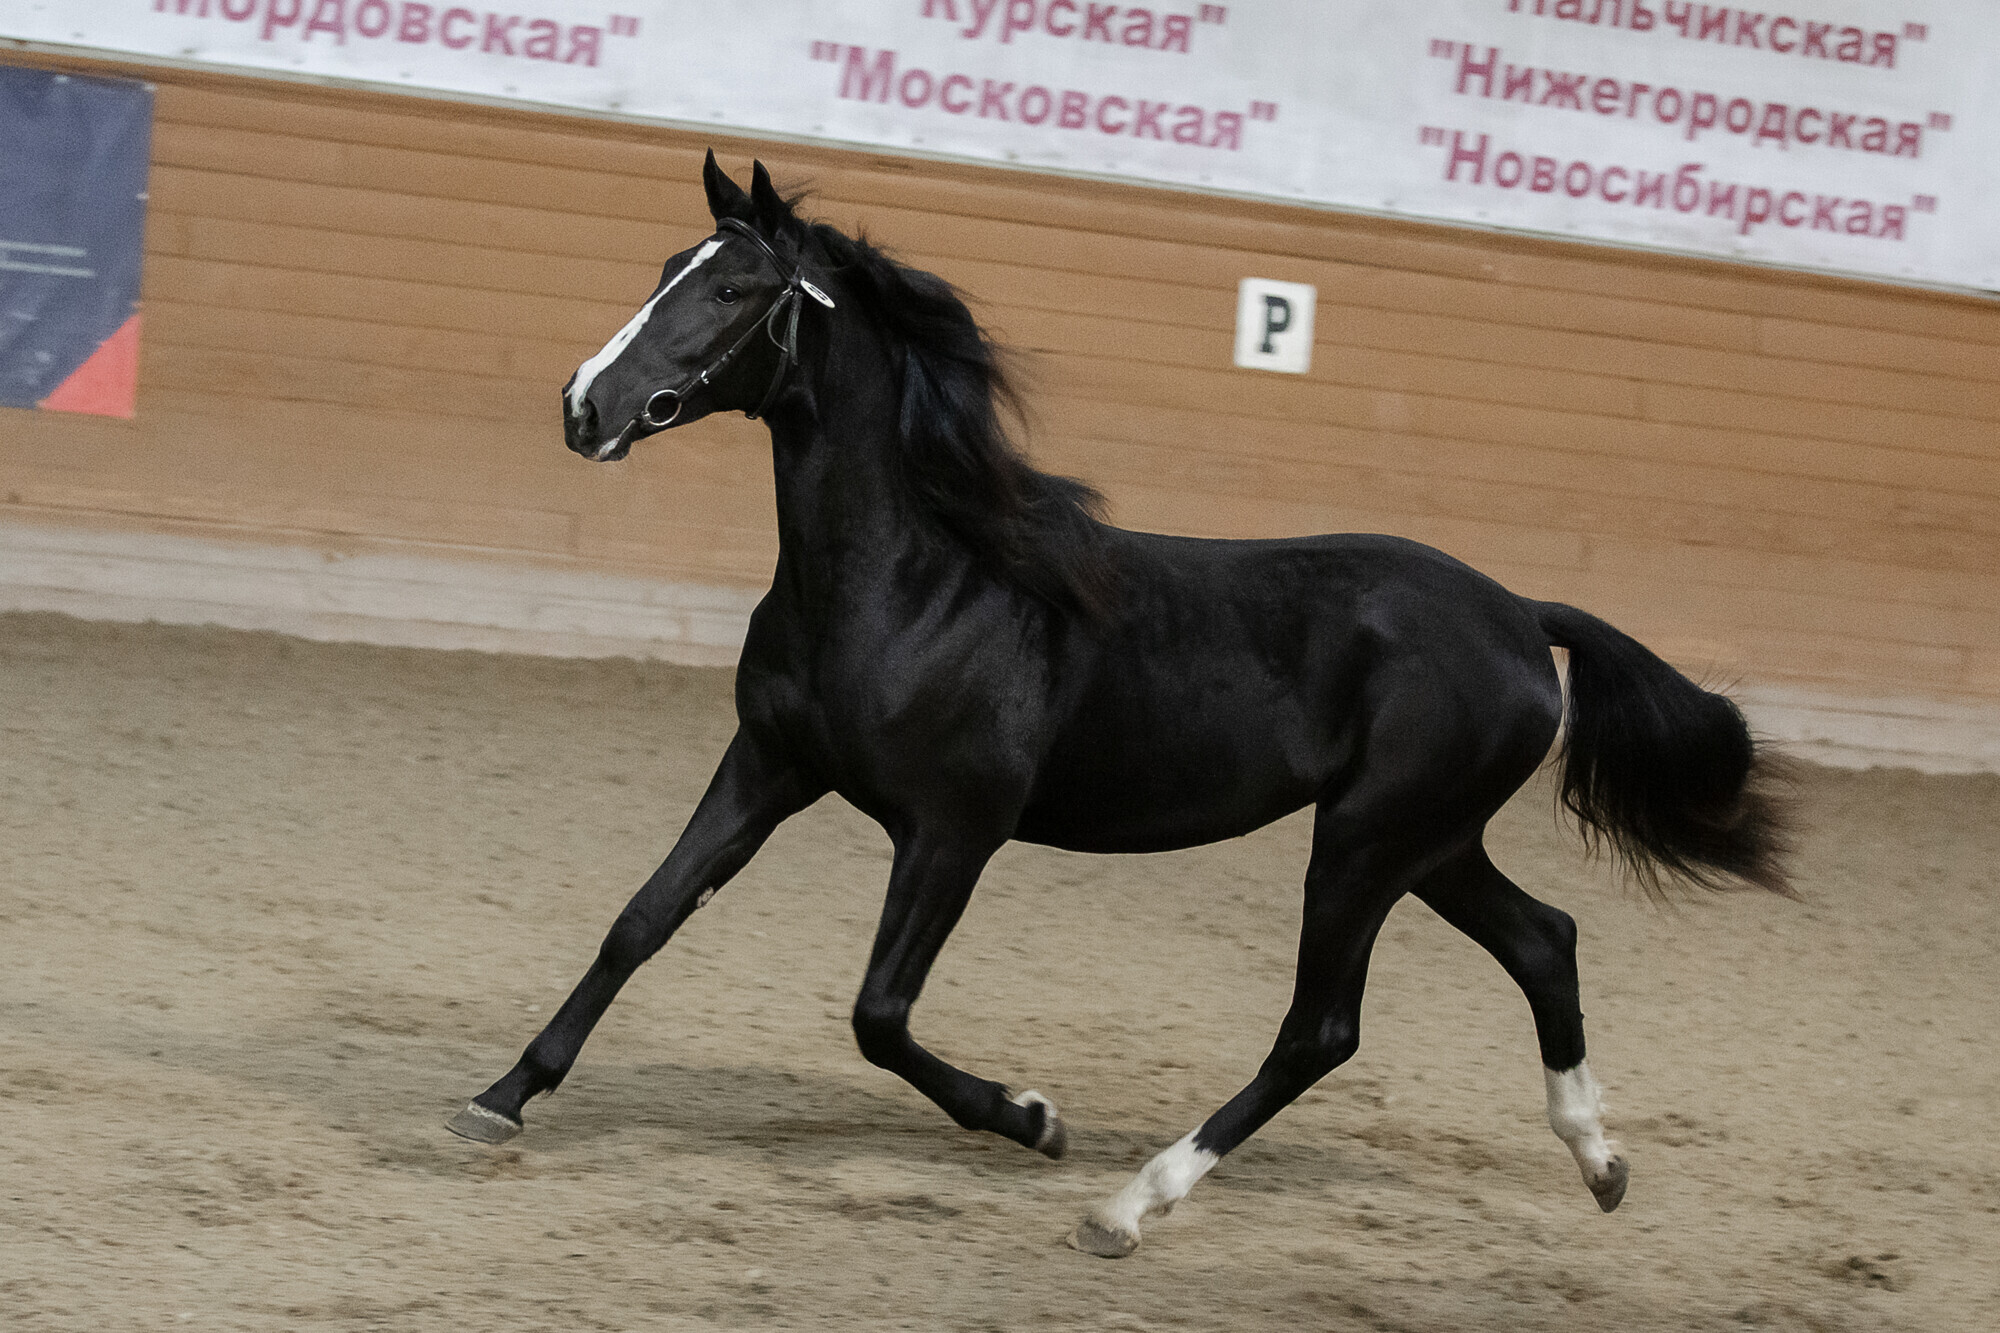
[762,323,945,604]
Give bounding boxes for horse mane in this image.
[778,209,1116,615]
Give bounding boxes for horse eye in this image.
[716,286,741,305]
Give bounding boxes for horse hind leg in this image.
[1414,848,1628,1212]
[1069,814,1412,1258]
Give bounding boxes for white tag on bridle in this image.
[800,278,836,309]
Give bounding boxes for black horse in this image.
[450,153,1792,1257]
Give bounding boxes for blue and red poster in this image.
[1,63,151,418]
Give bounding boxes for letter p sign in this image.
[1233,278,1315,374]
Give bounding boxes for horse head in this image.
[561,151,830,462]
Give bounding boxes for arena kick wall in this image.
[3,52,1997,772]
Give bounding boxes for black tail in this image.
[1534,601,1796,898]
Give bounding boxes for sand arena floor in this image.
[1,610,1995,1331]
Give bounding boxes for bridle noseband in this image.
[633,217,836,436]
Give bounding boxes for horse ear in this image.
[749,160,789,234]
[703,149,751,222]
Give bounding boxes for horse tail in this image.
[1533,600,1796,899]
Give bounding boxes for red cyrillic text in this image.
[919,1,1208,53]
[1448,43,1926,156]
[838,46,1251,148]
[1504,0,1900,68]
[151,0,617,62]
[1435,130,1916,239]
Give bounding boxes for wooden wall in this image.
[5,52,1999,709]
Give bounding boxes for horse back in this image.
[1015,530,1562,853]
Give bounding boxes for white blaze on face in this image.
[567,237,725,416]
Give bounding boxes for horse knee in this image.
[596,908,668,974]
[851,994,911,1068]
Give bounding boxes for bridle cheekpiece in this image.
[631,217,836,439]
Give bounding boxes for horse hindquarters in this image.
[1070,640,1563,1257]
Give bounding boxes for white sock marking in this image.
[1545,1061,1620,1181]
[567,237,725,415]
[1093,1130,1220,1237]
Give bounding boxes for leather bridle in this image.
[626,217,835,441]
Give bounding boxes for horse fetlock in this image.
[446,1099,524,1145]
[1067,1130,1218,1257]
[1008,1089,1068,1159]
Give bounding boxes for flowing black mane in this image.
[787,213,1115,614]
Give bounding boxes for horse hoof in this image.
[1010,1089,1068,1160]
[446,1100,523,1145]
[1068,1214,1140,1259]
[1589,1155,1630,1213]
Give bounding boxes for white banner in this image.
[5,0,1996,291]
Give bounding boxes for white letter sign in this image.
[1234,279,1316,375]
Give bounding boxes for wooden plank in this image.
[1056,430,2000,577]
[1045,357,2000,501]
[140,343,544,420]
[1640,381,2000,459]
[1034,390,2000,505]
[153,212,654,305]
[148,165,679,267]
[845,200,1771,353]
[1722,626,1972,695]
[9,394,764,517]
[1581,535,1999,618]
[143,255,626,345]
[984,305,1648,419]
[7,469,578,556]
[145,300,582,384]
[1053,421,2000,562]
[1757,318,2000,385]
[1560,568,1997,653]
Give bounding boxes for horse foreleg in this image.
[850,834,1067,1158]
[1415,848,1628,1212]
[447,733,821,1143]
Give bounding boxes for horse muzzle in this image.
[563,385,693,463]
